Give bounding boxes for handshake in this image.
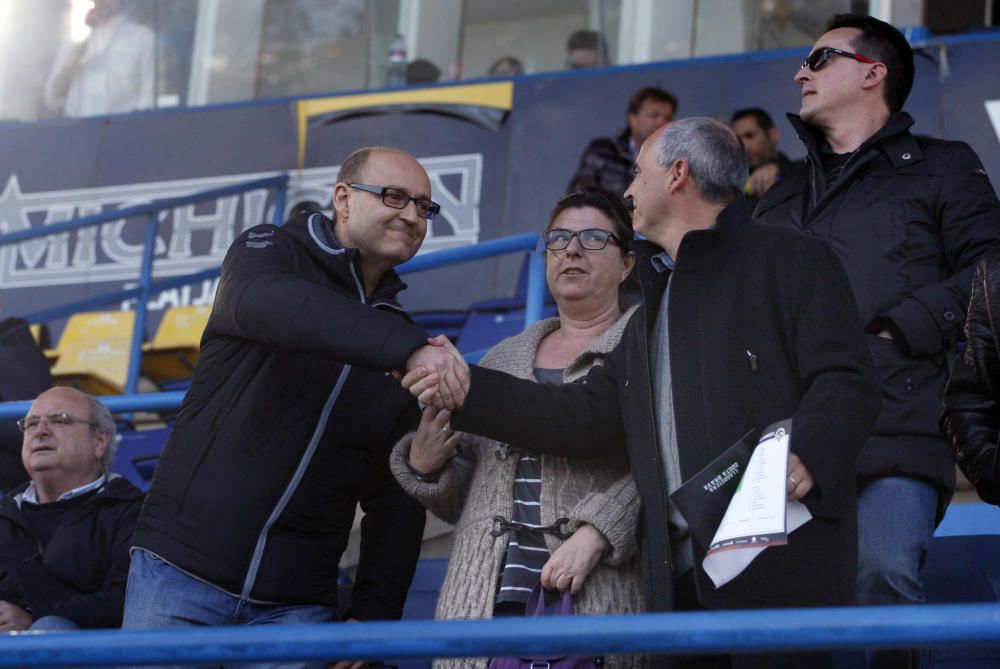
[402,335,470,410]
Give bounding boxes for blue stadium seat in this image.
[111,426,170,491]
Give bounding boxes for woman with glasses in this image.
[391,189,644,669]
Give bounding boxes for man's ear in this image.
[767,127,779,145]
[667,159,688,193]
[332,182,351,220]
[861,62,889,91]
[93,432,109,464]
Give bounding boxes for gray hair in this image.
[652,117,749,205]
[85,394,117,474]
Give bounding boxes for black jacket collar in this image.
[282,212,410,307]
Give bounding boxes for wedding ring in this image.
[441,426,451,435]
[788,475,799,486]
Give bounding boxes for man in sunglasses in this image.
[0,387,142,631]
[123,147,468,667]
[754,13,1000,659]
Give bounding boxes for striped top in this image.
[495,366,565,604]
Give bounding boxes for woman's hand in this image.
[540,524,609,595]
[408,406,462,475]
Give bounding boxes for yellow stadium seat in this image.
[50,311,136,395]
[141,305,211,386]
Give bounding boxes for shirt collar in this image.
[19,474,106,506]
[650,251,675,273]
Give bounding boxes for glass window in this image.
[460,0,622,79]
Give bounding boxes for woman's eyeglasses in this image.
[542,228,620,251]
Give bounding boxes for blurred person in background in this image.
[565,30,609,69]
[730,107,793,201]
[568,86,677,197]
[0,294,51,493]
[44,0,155,117]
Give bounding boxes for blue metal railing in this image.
[0,603,998,667]
[0,175,290,396]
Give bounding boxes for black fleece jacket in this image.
[0,475,142,628]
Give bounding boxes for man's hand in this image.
[540,524,609,595]
[409,406,462,475]
[404,336,468,410]
[786,452,814,502]
[748,162,780,197]
[0,601,32,632]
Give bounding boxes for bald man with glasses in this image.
[0,387,142,631]
[122,147,468,669]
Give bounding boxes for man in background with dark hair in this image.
[122,147,469,667]
[565,29,609,69]
[755,15,1000,666]
[730,107,793,200]
[568,86,677,197]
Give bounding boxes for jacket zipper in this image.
[239,252,368,600]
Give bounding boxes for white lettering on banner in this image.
[987,100,1000,145]
[0,154,482,289]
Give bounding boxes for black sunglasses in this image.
[349,183,441,220]
[802,46,878,71]
[542,228,620,251]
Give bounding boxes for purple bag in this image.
[488,585,604,669]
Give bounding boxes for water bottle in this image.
[386,34,407,88]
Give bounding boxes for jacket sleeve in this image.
[210,226,428,372]
[452,343,627,459]
[942,255,1000,505]
[568,473,641,565]
[789,238,882,517]
[568,139,614,194]
[885,142,1000,357]
[347,405,427,621]
[17,496,141,628]
[390,432,477,525]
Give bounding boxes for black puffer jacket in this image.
[0,476,142,628]
[0,318,51,491]
[942,244,1000,504]
[132,212,427,619]
[755,112,1000,502]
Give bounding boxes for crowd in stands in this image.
[2,11,1000,669]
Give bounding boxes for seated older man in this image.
[0,387,142,631]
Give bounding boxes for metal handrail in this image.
[0,603,998,667]
[0,174,290,396]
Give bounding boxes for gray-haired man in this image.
[407,118,880,668]
[0,386,142,630]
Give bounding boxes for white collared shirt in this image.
[19,474,106,507]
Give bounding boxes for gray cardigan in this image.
[391,306,645,669]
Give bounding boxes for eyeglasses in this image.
[17,412,97,433]
[349,184,441,220]
[802,46,878,71]
[542,228,620,251]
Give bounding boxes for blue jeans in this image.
[856,476,939,669]
[856,476,939,605]
[122,549,337,669]
[30,616,80,631]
